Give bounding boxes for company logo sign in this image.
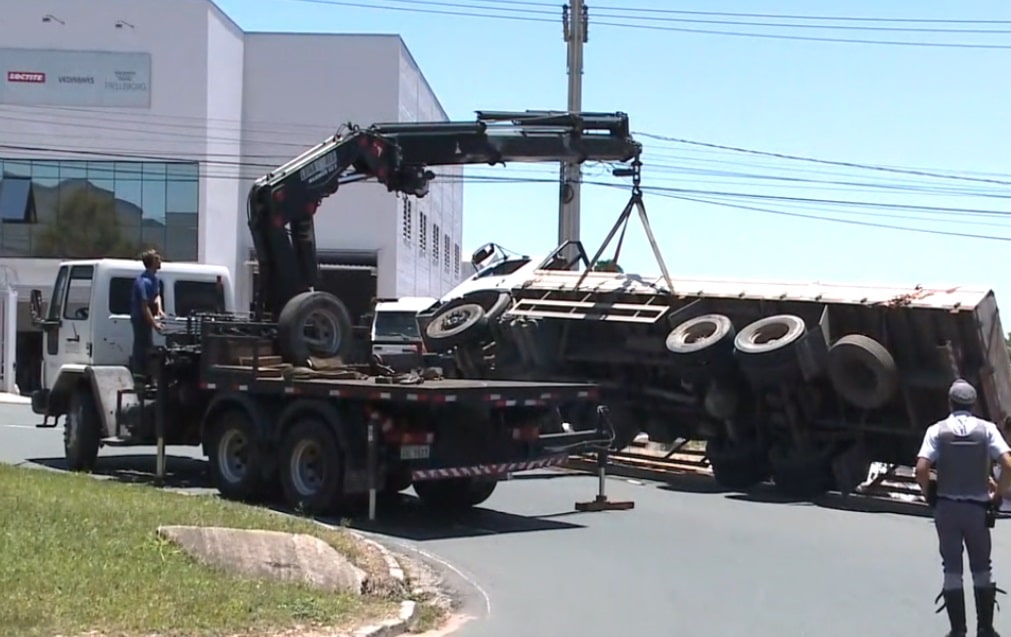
[106,69,146,92]
[58,75,94,84]
[7,71,45,83]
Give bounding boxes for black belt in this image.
[937,496,989,507]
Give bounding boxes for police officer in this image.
[130,249,165,379]
[916,378,1011,636]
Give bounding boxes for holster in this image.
[926,478,938,508]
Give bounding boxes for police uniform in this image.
[917,379,1008,637]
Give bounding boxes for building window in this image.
[401,198,412,245]
[432,223,440,265]
[0,158,199,260]
[418,210,428,254]
[443,234,451,273]
[453,242,461,277]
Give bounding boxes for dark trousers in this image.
[131,320,153,377]
[935,497,994,590]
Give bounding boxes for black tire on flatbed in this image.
[277,291,353,364]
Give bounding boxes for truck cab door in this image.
[41,265,69,389]
[60,265,96,363]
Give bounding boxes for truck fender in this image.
[275,398,349,454]
[199,391,271,458]
[43,364,90,418]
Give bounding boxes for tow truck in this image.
[28,110,641,516]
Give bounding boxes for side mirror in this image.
[471,243,495,267]
[29,289,44,325]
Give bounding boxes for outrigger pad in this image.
[574,495,635,512]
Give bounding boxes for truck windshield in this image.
[373,311,421,340]
[474,257,530,279]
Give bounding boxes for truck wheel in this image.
[424,302,489,351]
[827,334,898,410]
[277,291,353,364]
[734,314,806,358]
[705,436,770,491]
[665,314,736,367]
[413,477,497,511]
[278,418,344,516]
[768,443,835,500]
[65,388,101,472]
[207,410,265,501]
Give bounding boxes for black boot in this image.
[936,588,968,637]
[973,583,1004,637]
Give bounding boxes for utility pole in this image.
[559,0,587,255]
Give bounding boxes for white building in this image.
[0,0,464,393]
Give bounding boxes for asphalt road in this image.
[2,401,1010,636]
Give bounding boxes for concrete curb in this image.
[307,523,418,637]
[0,392,31,405]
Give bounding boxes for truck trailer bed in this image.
[200,363,599,405]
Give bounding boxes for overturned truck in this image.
[418,237,1011,499]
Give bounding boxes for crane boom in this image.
[246,110,641,320]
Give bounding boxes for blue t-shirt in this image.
[131,271,160,325]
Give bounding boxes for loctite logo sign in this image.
[7,71,46,83]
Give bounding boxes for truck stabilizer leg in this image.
[574,446,635,512]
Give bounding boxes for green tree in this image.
[34,188,144,258]
[593,258,624,273]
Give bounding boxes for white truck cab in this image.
[30,258,235,418]
[436,243,541,306]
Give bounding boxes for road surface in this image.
[1,402,1008,636]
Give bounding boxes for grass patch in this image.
[0,464,397,637]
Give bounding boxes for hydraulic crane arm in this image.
[246,110,641,320]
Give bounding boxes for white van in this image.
[370,296,437,370]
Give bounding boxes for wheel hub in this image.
[290,439,325,497]
[217,429,249,484]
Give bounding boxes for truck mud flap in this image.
[84,366,141,440]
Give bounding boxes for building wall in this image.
[0,0,230,308]
[393,44,464,298]
[0,1,461,329]
[240,33,417,310]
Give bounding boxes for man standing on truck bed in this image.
[130,249,164,379]
[916,378,1011,637]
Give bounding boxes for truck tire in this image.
[734,314,806,358]
[65,387,101,472]
[277,291,353,365]
[827,334,898,410]
[705,436,770,491]
[278,418,344,516]
[424,302,489,351]
[768,443,835,500]
[413,477,497,511]
[207,409,265,502]
[665,314,736,367]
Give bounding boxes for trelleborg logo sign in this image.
[106,69,146,92]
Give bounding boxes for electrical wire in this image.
[460,0,1011,24]
[285,0,1011,49]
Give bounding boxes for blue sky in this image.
[214,0,1011,308]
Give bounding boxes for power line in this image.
[637,132,1011,186]
[286,0,1011,49]
[466,1,1011,25]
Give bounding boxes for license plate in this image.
[400,445,431,460]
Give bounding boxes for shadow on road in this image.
[27,455,213,489]
[310,494,585,541]
[27,454,583,540]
